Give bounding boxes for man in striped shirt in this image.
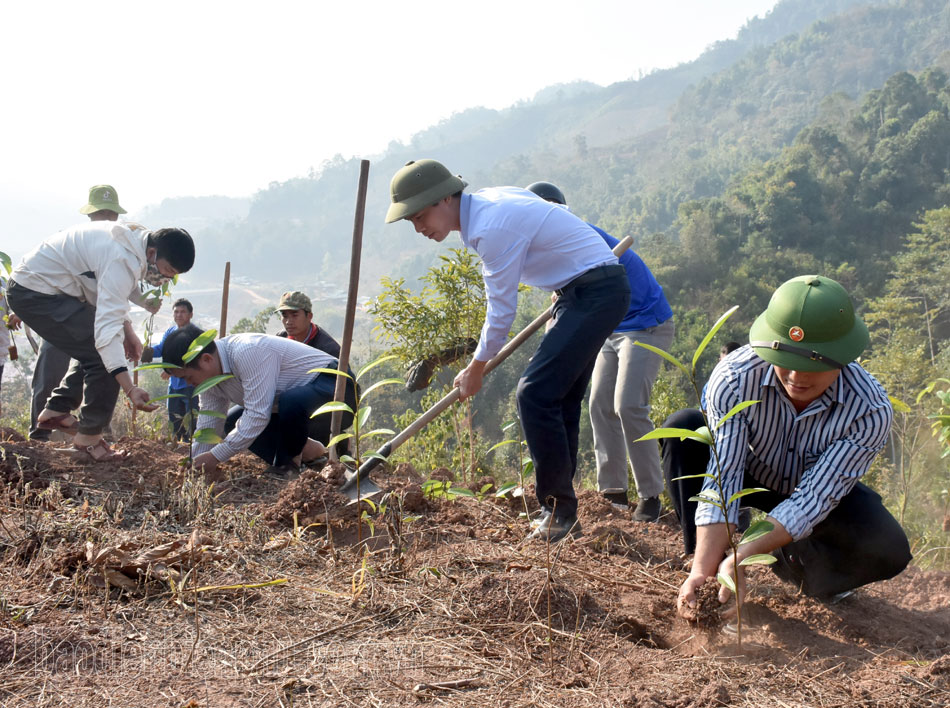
[665,275,910,615]
[161,326,356,479]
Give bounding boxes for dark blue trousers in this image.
[225,372,356,467]
[167,386,199,442]
[517,267,630,519]
[662,408,911,598]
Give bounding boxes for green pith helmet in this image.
[749,275,869,372]
[276,291,312,313]
[80,184,127,215]
[385,159,467,223]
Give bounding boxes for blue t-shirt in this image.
[591,225,672,332]
[151,324,191,391]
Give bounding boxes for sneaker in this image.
[632,496,661,522]
[602,490,630,511]
[528,513,582,542]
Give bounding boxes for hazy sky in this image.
[2,0,778,249]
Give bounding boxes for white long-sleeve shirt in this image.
[459,188,617,361]
[11,221,151,372]
[191,334,336,462]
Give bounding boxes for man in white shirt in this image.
[161,326,356,479]
[8,222,194,461]
[386,159,631,541]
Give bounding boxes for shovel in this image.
[339,235,634,502]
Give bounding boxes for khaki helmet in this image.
[80,184,127,215]
[749,275,869,372]
[385,159,467,223]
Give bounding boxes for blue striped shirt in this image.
[696,345,892,540]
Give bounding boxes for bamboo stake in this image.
[219,261,231,337]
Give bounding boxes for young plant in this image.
[489,420,533,520]
[634,306,773,647]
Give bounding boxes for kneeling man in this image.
[664,275,910,615]
[162,326,356,478]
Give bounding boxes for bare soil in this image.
[1,438,948,707]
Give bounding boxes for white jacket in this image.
[12,221,151,372]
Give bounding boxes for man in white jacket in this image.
[7,221,195,461]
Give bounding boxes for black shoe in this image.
[267,463,301,480]
[737,507,752,534]
[528,513,582,542]
[301,454,329,471]
[632,496,661,522]
[602,490,630,511]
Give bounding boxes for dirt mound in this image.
[260,463,355,526]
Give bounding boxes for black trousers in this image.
[517,266,630,519]
[661,408,911,598]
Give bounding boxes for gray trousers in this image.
[8,283,119,435]
[589,318,675,499]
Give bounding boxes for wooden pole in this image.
[219,262,231,337]
[329,159,369,461]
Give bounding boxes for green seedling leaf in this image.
[356,406,372,431]
[446,487,476,498]
[402,515,422,523]
[359,428,395,439]
[522,460,534,477]
[339,454,356,464]
[739,554,777,567]
[634,341,690,377]
[359,378,403,399]
[691,305,740,374]
[488,438,520,453]
[356,354,399,381]
[688,491,721,505]
[717,571,737,594]
[636,427,712,444]
[889,396,911,414]
[147,393,185,404]
[727,487,770,505]
[502,421,518,433]
[480,483,493,494]
[716,400,760,429]
[134,362,178,371]
[363,452,389,462]
[183,329,218,363]
[312,400,354,417]
[739,519,774,544]
[193,428,223,445]
[361,499,378,512]
[672,472,716,482]
[327,432,354,447]
[308,367,353,380]
[193,374,234,396]
[0,251,11,274]
[495,481,519,497]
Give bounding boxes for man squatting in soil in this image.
[275,290,342,357]
[160,326,356,480]
[7,220,195,461]
[385,159,631,542]
[664,275,911,615]
[525,181,674,523]
[29,185,151,442]
[143,298,201,443]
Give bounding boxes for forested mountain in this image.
[151,0,950,291]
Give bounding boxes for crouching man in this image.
[161,326,356,479]
[664,275,910,615]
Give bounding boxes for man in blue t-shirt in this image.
[527,182,674,522]
[148,298,199,442]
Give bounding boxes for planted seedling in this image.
[634,306,774,646]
